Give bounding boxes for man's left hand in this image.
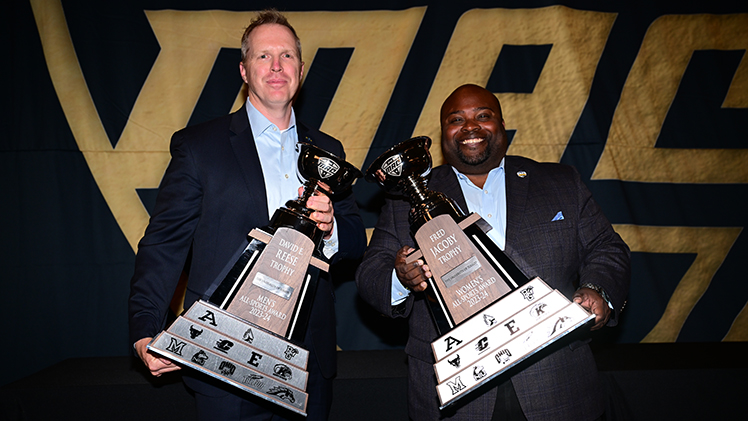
[573,288,611,331]
[301,184,334,239]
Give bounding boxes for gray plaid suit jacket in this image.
[356,156,630,421]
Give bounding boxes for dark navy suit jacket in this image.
[129,108,365,393]
[356,157,630,420]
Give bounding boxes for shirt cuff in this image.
[391,269,410,305]
[321,217,339,259]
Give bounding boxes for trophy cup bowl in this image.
[269,143,362,248]
[364,136,432,193]
[365,136,463,233]
[298,143,362,194]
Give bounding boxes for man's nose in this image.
[271,58,282,72]
[462,119,479,131]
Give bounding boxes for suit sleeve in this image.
[314,135,366,263]
[128,130,202,345]
[573,168,631,326]
[355,195,416,318]
[329,187,366,263]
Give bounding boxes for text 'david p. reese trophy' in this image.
[148,143,362,415]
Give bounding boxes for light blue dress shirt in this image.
[391,159,507,304]
[245,100,339,258]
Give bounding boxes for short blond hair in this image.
[240,9,301,62]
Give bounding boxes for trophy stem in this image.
[401,175,429,203]
[298,179,318,205]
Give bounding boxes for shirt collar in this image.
[451,158,505,188]
[245,99,296,139]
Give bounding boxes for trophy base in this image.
[431,278,594,409]
[148,300,310,415]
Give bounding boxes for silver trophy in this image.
[366,137,594,409]
[148,143,361,415]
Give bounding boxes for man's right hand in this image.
[394,246,431,292]
[134,337,181,377]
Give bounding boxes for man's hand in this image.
[572,288,611,330]
[134,337,181,377]
[301,184,334,239]
[395,246,430,292]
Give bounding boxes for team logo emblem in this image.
[273,364,293,381]
[549,316,571,336]
[197,310,218,326]
[447,376,466,395]
[529,302,548,318]
[219,361,236,376]
[166,338,186,356]
[520,286,535,301]
[444,336,463,352]
[382,154,403,177]
[242,374,264,388]
[284,345,299,361]
[243,328,254,344]
[189,325,203,339]
[475,337,489,353]
[214,339,234,353]
[268,386,296,403]
[317,157,339,179]
[495,349,512,365]
[473,365,487,381]
[448,354,461,368]
[191,350,208,366]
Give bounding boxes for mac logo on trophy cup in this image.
[148,143,361,416]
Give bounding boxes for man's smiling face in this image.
[440,84,508,176]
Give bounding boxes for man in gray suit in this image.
[356,84,630,420]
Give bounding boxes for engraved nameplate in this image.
[414,214,513,326]
[226,228,315,336]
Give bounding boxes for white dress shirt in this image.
[246,99,339,258]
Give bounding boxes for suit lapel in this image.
[504,156,531,268]
[296,122,316,146]
[229,109,269,222]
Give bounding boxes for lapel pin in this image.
[517,171,527,178]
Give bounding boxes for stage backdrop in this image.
[3,0,746,386]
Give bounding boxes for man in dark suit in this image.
[129,10,365,421]
[356,84,630,420]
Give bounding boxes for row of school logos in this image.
[148,301,311,414]
[431,279,594,407]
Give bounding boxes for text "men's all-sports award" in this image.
[149,143,361,416]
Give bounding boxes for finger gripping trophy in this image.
[366,136,594,409]
[148,143,361,416]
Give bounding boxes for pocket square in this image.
[551,211,564,221]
